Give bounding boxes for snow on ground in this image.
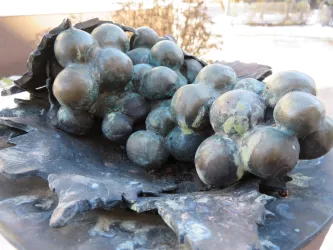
[204,11,333,90]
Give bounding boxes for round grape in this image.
[53,64,99,110]
[126,130,169,169]
[57,106,93,135]
[262,70,316,107]
[170,84,214,130]
[274,91,325,138]
[234,78,264,95]
[95,48,133,91]
[102,112,133,143]
[146,105,175,136]
[194,64,237,92]
[54,26,96,67]
[180,58,204,83]
[240,126,300,179]
[149,40,184,70]
[138,66,185,99]
[299,117,333,159]
[127,48,150,65]
[166,126,208,162]
[91,23,129,52]
[132,64,153,91]
[118,93,150,122]
[130,27,159,49]
[195,134,242,187]
[210,89,266,136]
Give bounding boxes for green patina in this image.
[290,173,311,188]
[236,166,245,180]
[223,117,235,134]
[103,113,117,137]
[223,116,248,136]
[191,105,206,129]
[235,102,247,112]
[180,125,193,135]
[240,132,261,171]
[234,123,248,135]
[177,116,193,135]
[107,112,117,122]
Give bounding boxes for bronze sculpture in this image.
[0,18,332,250]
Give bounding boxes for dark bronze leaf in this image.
[217,60,272,81]
[12,19,71,94]
[131,181,275,250]
[0,97,176,227]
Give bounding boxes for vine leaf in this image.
[131,181,275,250]
[0,113,176,227]
[218,60,272,81]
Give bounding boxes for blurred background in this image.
[1,0,332,90]
[0,0,332,249]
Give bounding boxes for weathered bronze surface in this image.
[0,81,332,250]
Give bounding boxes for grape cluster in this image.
[129,64,333,186]
[52,22,196,146]
[126,43,206,169]
[51,21,333,187]
[195,70,333,187]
